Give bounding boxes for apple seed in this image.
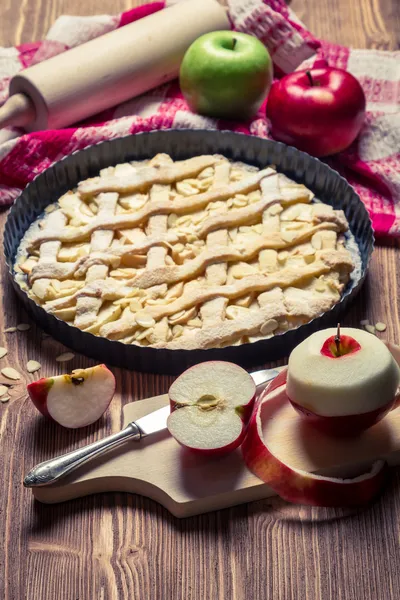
[196,394,221,410]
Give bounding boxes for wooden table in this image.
[0,1,399,598]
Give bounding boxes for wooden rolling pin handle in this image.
[6,0,230,132]
[0,93,36,129]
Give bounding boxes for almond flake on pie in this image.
[15,153,355,350]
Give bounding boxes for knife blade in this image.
[23,366,283,488]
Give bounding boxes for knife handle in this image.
[24,422,142,488]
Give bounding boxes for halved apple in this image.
[242,370,388,506]
[286,327,400,435]
[167,361,256,456]
[27,364,116,428]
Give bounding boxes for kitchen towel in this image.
[0,0,398,237]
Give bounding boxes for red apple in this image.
[266,67,366,157]
[167,361,256,456]
[242,370,388,507]
[286,328,400,436]
[27,364,116,428]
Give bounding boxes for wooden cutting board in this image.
[31,394,400,518]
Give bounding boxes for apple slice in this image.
[242,370,388,506]
[27,364,115,428]
[167,361,256,456]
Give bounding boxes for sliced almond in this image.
[172,325,184,338]
[0,348,8,359]
[136,314,156,328]
[280,205,301,221]
[4,327,17,333]
[365,324,376,335]
[1,367,21,380]
[55,352,75,363]
[1,396,10,403]
[129,299,143,312]
[0,385,9,396]
[17,323,31,331]
[285,222,303,231]
[233,197,247,208]
[375,322,387,332]
[260,319,279,336]
[168,310,185,323]
[281,231,298,244]
[167,213,178,228]
[268,203,283,216]
[168,307,197,325]
[311,233,322,250]
[172,243,185,254]
[136,328,154,341]
[26,360,42,373]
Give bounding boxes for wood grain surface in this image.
[0,1,399,599]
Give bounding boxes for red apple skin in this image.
[289,396,396,437]
[27,377,54,418]
[266,67,366,157]
[320,334,361,358]
[242,373,388,506]
[176,428,248,458]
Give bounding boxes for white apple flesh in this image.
[167,361,256,456]
[27,364,116,428]
[286,328,400,435]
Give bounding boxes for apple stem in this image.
[335,323,341,356]
[232,37,237,51]
[306,71,314,87]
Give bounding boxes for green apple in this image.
[179,31,273,120]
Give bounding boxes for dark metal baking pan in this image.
[4,130,374,374]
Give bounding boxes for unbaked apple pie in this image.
[15,153,355,350]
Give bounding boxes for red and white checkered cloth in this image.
[0,0,399,237]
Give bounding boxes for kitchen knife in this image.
[23,367,283,488]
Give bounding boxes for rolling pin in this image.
[0,0,230,132]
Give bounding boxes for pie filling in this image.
[15,153,356,350]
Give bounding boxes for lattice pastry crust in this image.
[15,154,354,350]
